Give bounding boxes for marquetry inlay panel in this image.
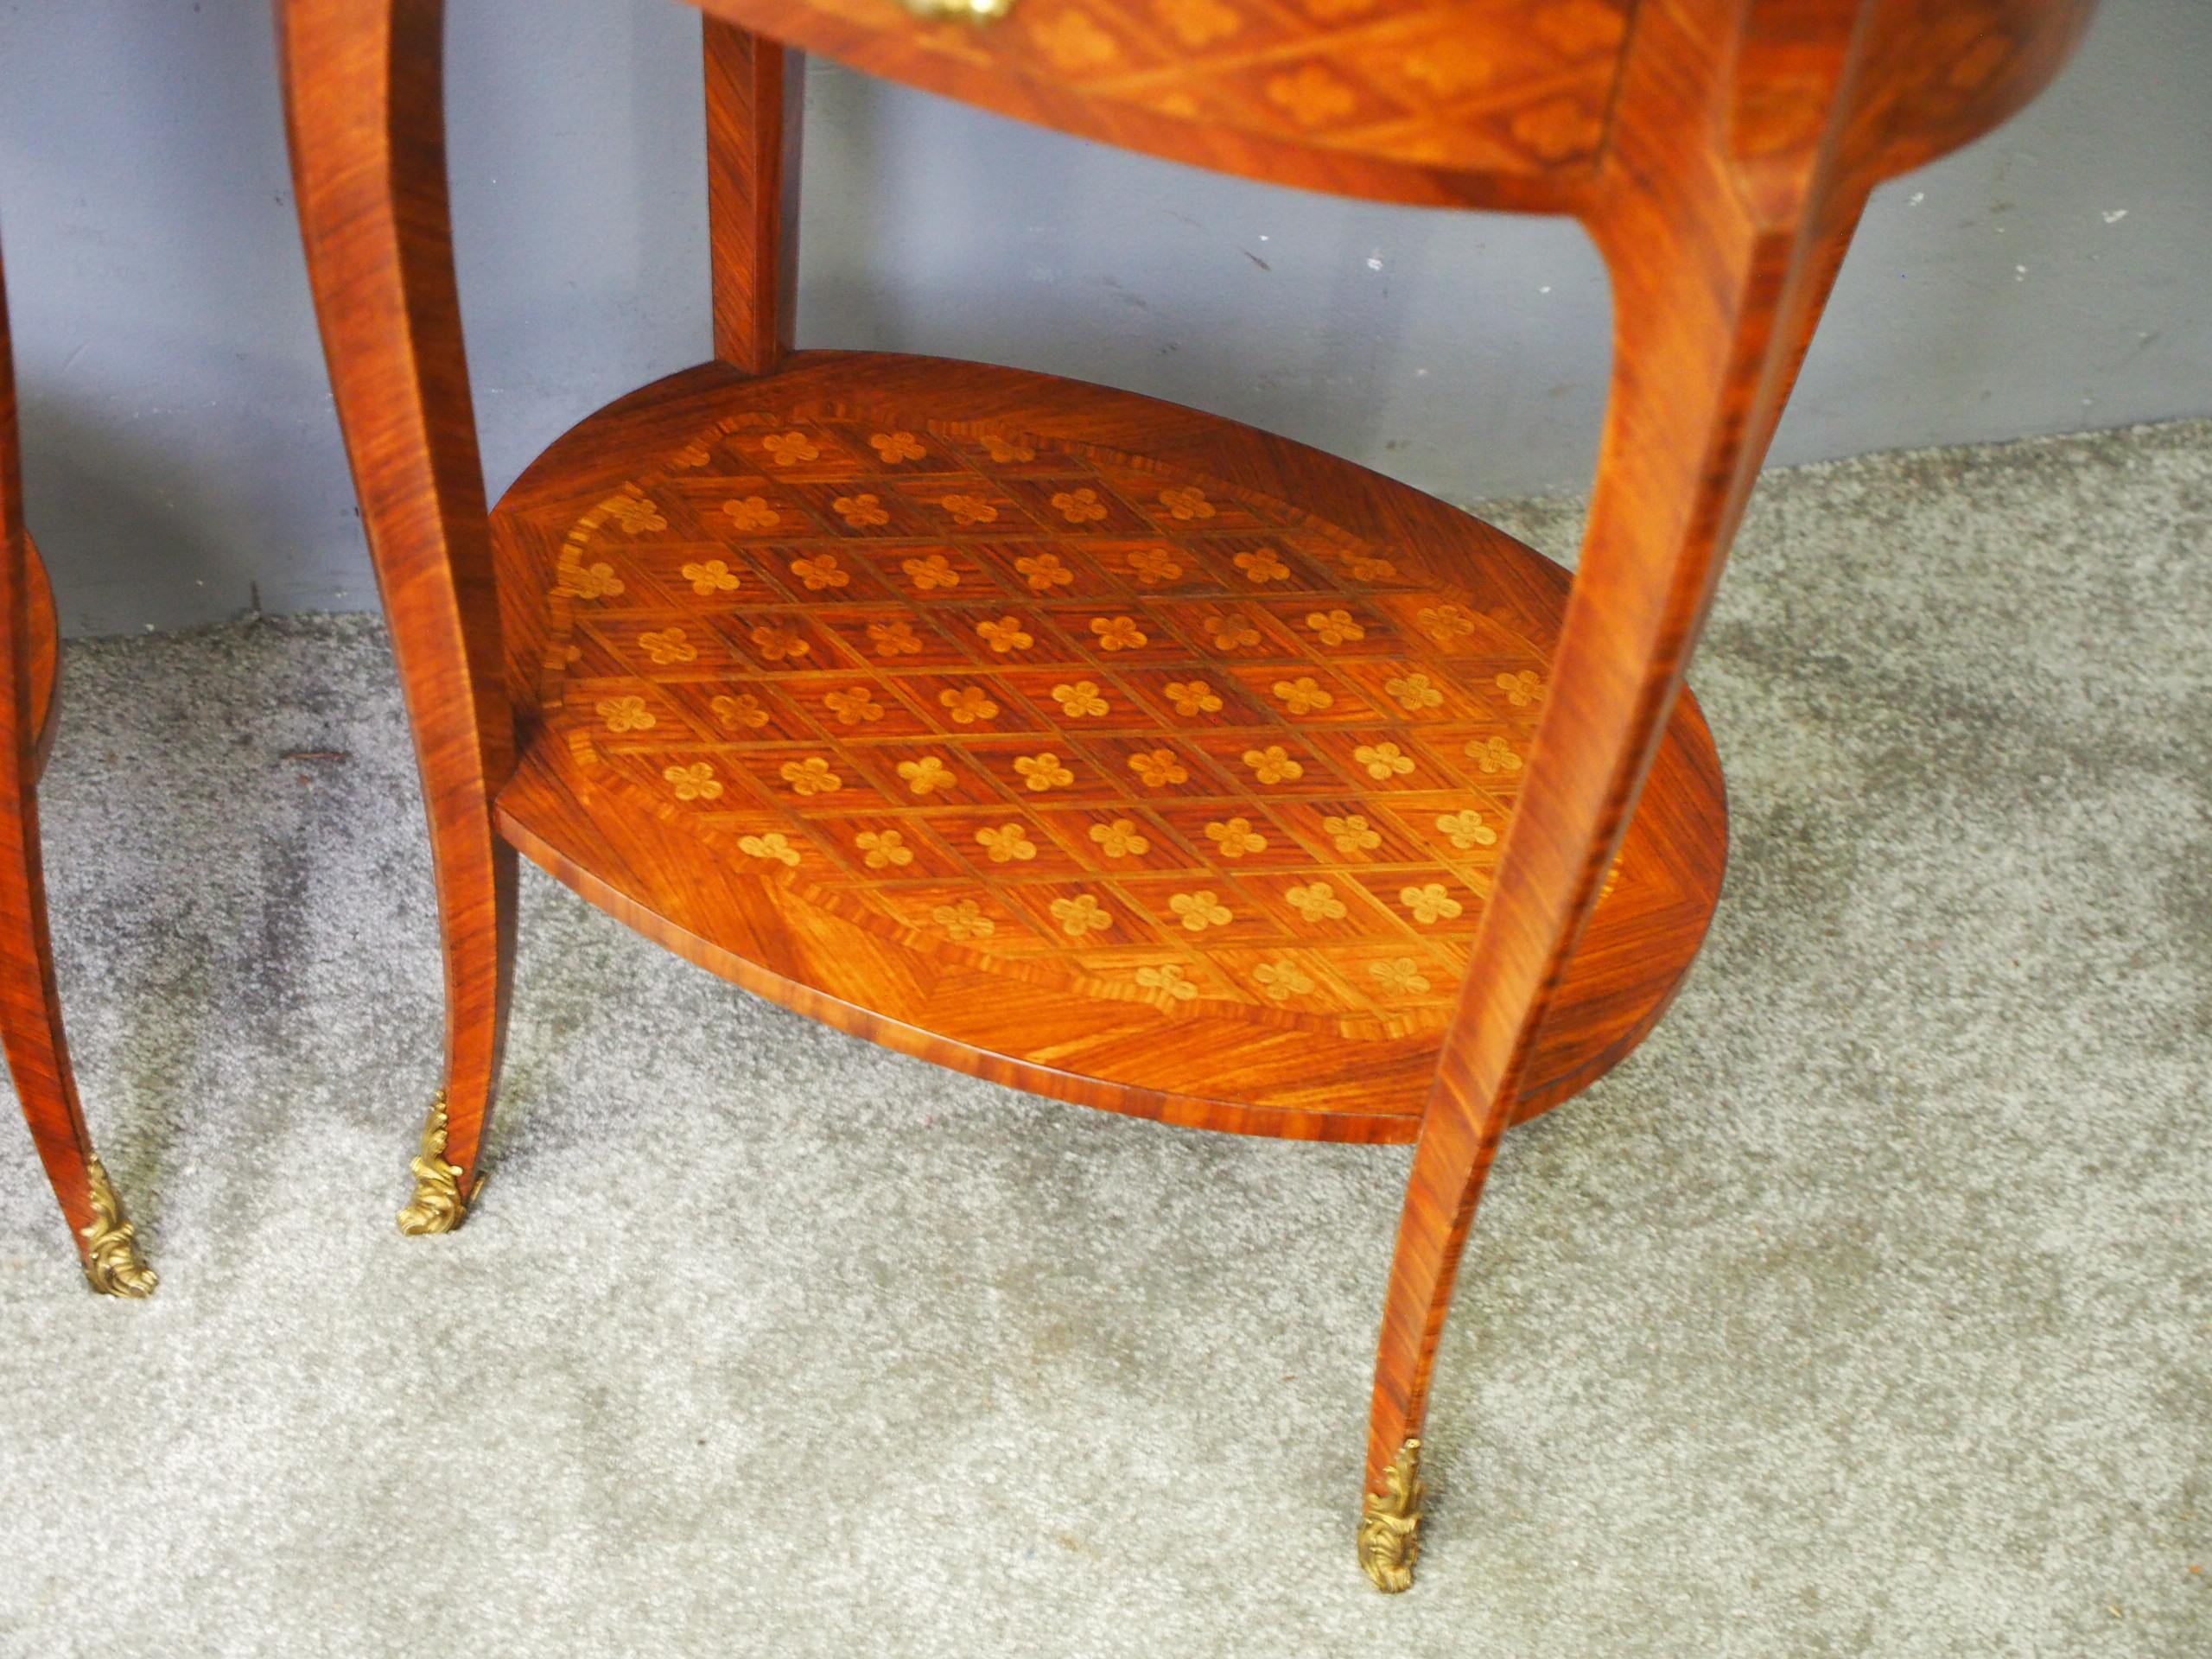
[738,0,1632,177]
[530,403,1680,1041]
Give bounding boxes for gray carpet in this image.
[1,422,2206,1657]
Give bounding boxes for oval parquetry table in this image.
[277,0,2093,1590]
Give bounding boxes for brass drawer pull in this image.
[895,0,1014,22]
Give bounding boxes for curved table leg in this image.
[0,254,154,1295]
[0,733,156,1297]
[278,0,516,1231]
[1359,3,1872,1591]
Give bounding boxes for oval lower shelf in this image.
[489,352,1726,1143]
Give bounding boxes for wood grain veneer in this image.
[278,0,2094,1586]
[488,352,1727,1139]
[0,239,156,1294]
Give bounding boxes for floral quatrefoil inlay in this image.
[1052,682,1109,719]
[1170,891,1232,931]
[823,688,883,726]
[1325,815,1382,854]
[1435,810,1496,851]
[664,762,721,802]
[976,824,1036,864]
[940,493,997,527]
[869,620,923,657]
[1465,735,1522,774]
[855,830,913,869]
[606,495,665,534]
[1091,616,1147,652]
[1090,819,1149,858]
[941,686,997,724]
[1354,742,1415,780]
[1205,818,1268,859]
[1496,669,1544,707]
[683,560,740,595]
[639,628,696,665]
[740,832,799,866]
[1205,615,1261,651]
[1371,958,1431,996]
[547,412,1585,1027]
[1402,884,1463,925]
[1050,895,1112,938]
[933,899,994,941]
[1418,603,1475,642]
[752,624,809,661]
[1387,673,1443,712]
[1051,487,1108,524]
[779,758,841,797]
[1307,609,1363,645]
[1128,546,1182,584]
[1129,749,1188,788]
[567,561,622,600]
[1014,753,1075,792]
[1165,680,1221,715]
[1235,549,1289,583]
[1019,553,1074,592]
[1134,963,1199,1001]
[711,693,768,730]
[898,757,956,797]
[904,554,959,592]
[598,696,654,734]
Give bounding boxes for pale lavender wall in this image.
[0,0,2202,634]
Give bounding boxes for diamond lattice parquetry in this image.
[537,408,1642,1040]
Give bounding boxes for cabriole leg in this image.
[278,0,516,1232]
[0,256,153,1296]
[1358,0,1871,1590]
